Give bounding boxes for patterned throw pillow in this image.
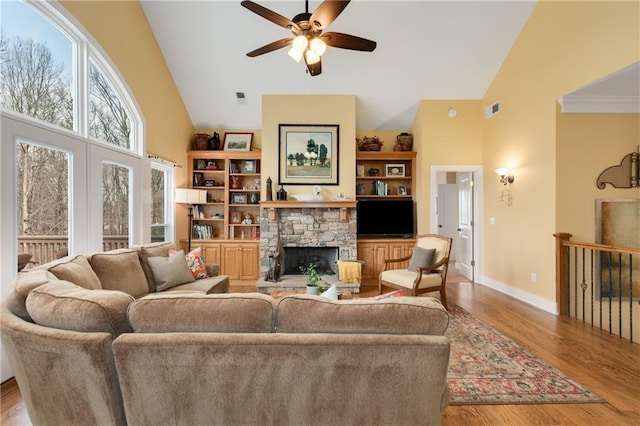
[370,290,405,300]
[169,247,208,280]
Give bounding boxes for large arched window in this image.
[1,1,147,286]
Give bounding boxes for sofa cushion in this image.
[5,269,59,322]
[47,255,102,290]
[408,247,436,272]
[89,249,149,298]
[128,293,276,333]
[277,295,449,335]
[25,281,134,336]
[163,275,229,294]
[136,242,175,293]
[147,250,195,291]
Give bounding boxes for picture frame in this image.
[196,159,206,170]
[231,193,247,204]
[230,211,242,224]
[385,164,405,177]
[223,132,253,151]
[398,185,407,195]
[204,180,215,187]
[241,159,257,174]
[278,124,339,185]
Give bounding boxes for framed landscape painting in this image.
[278,124,339,185]
[223,132,253,151]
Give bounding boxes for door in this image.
[437,183,458,261]
[458,172,474,281]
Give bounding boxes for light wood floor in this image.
[2,270,639,425]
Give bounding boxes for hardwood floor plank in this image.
[2,270,639,425]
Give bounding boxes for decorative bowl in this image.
[290,194,324,202]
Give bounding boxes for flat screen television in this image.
[356,199,415,238]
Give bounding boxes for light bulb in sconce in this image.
[495,168,514,185]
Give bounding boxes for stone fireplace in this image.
[259,205,357,278]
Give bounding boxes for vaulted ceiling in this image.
[141,1,537,130]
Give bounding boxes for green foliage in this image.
[300,262,321,286]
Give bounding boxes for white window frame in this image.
[150,159,176,244]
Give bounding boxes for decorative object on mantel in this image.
[394,133,413,151]
[357,136,383,151]
[596,146,639,189]
[277,185,288,201]
[266,177,273,201]
[193,133,210,150]
[207,132,221,150]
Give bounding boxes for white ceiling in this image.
[141,2,640,129]
[141,0,539,130]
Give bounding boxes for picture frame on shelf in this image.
[223,132,253,151]
[231,193,247,204]
[205,180,215,187]
[242,160,257,173]
[205,160,218,170]
[193,173,204,187]
[356,165,365,177]
[196,159,206,170]
[278,124,339,185]
[230,211,242,224]
[398,185,407,195]
[385,164,405,177]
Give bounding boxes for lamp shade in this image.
[175,188,207,204]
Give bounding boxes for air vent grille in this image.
[485,101,500,118]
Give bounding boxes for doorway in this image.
[430,165,483,282]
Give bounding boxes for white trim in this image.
[478,276,559,315]
[559,95,640,113]
[430,165,483,283]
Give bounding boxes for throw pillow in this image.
[169,247,208,280]
[319,283,338,300]
[147,250,195,291]
[407,247,436,272]
[48,255,102,290]
[370,290,405,300]
[89,249,149,298]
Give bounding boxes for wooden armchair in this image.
[378,234,453,309]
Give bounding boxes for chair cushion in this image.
[128,293,276,333]
[408,247,436,272]
[26,280,134,336]
[89,249,149,298]
[5,269,58,321]
[147,250,195,291]
[277,295,449,335]
[47,255,102,290]
[380,269,443,289]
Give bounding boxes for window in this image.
[1,1,145,275]
[151,162,175,243]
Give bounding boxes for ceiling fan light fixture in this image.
[292,35,308,51]
[310,37,326,56]
[288,47,304,62]
[305,48,320,65]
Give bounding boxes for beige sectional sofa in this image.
[1,243,451,426]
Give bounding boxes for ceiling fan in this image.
[241,0,377,76]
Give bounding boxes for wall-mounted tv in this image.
[356,199,415,239]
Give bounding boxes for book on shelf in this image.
[193,223,213,239]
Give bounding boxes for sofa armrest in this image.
[205,263,219,277]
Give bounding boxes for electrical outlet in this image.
[531,272,537,283]
[489,217,496,225]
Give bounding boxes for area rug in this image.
[446,304,604,405]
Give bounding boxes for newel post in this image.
[554,232,572,316]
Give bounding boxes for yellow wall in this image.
[262,95,356,200]
[483,1,639,304]
[411,100,483,233]
[60,0,193,242]
[557,110,640,241]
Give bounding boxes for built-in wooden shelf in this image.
[260,200,357,222]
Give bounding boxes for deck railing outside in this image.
[17,236,129,267]
[555,233,639,343]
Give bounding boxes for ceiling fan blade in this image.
[304,56,322,77]
[322,32,377,52]
[246,38,293,57]
[309,0,350,29]
[241,1,299,31]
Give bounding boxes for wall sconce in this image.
[495,168,514,185]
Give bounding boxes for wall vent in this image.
[485,101,500,118]
[236,92,247,104]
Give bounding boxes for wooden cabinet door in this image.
[221,244,242,279]
[358,242,389,280]
[389,241,414,269]
[201,243,221,265]
[373,244,390,278]
[238,244,259,280]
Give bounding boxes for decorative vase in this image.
[394,133,413,151]
[306,285,319,295]
[193,133,210,150]
[208,132,221,150]
[266,177,273,201]
[230,176,241,189]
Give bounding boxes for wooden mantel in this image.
[260,200,357,222]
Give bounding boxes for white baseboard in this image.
[478,276,558,315]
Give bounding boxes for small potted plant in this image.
[300,263,325,295]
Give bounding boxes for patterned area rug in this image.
[446,304,604,405]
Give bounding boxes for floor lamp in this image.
[175,188,208,252]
